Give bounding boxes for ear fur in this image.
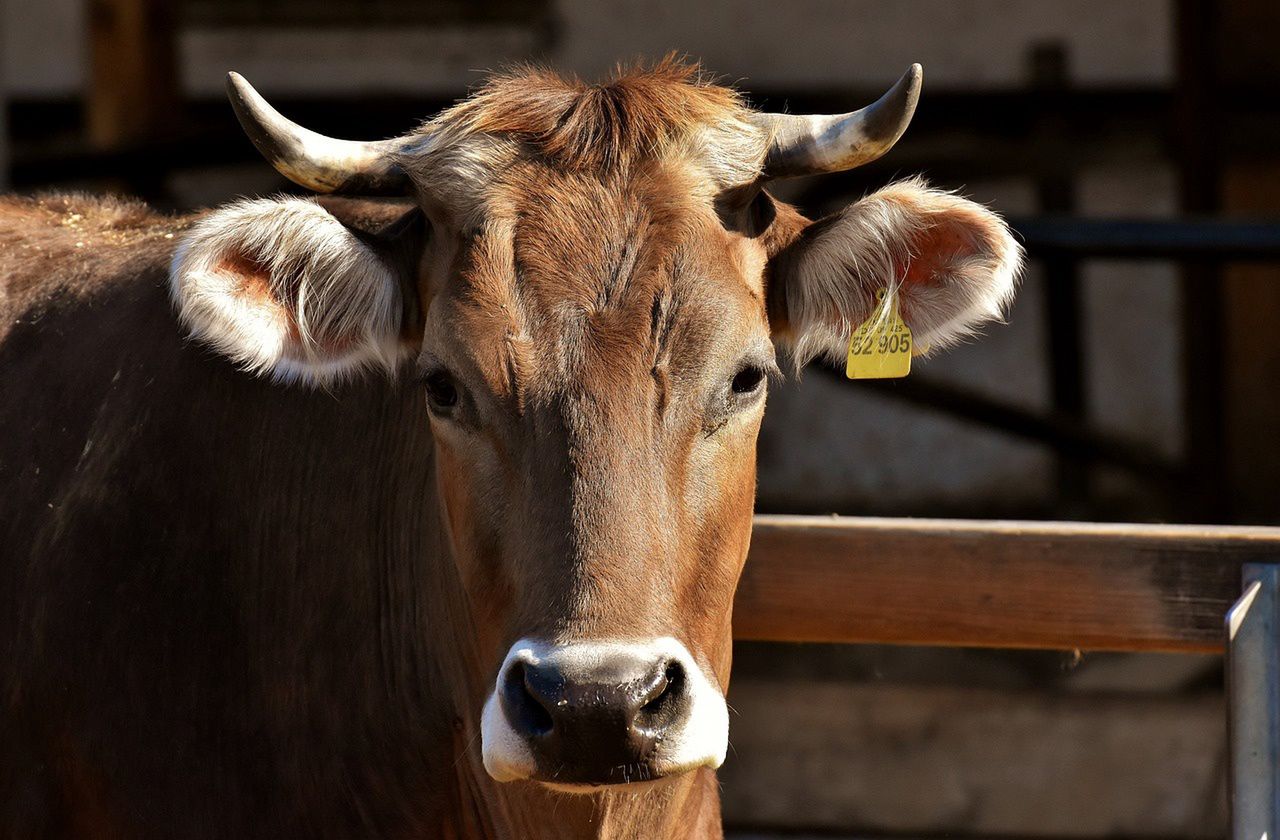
[170,197,416,386]
[769,177,1022,369]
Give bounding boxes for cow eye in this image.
[424,370,459,412]
[730,365,766,395]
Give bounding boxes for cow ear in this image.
[767,178,1022,368]
[170,197,424,386]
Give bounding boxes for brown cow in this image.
[0,59,1020,839]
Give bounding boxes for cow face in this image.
[170,60,1021,791]
[418,162,771,787]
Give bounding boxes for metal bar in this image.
[1226,563,1280,840]
[1042,250,1090,511]
[1174,0,1232,525]
[1025,43,1092,513]
[1179,259,1232,522]
[1037,230,1092,511]
[1011,217,1280,260]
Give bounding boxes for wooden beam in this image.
[0,0,7,190]
[1218,0,1280,525]
[86,0,178,148]
[734,515,1280,653]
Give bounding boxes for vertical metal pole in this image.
[1030,42,1090,517]
[1227,563,1280,840]
[1175,0,1230,523]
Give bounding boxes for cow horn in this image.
[226,72,411,195]
[753,64,922,179]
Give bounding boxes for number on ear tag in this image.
[845,289,912,379]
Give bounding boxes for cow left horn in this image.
[752,64,922,179]
[226,72,411,195]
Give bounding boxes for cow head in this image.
[171,60,1020,791]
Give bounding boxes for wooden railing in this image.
[736,515,1280,652]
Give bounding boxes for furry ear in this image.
[768,178,1022,368]
[170,197,422,386]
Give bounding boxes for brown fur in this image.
[0,194,189,338]
[431,56,750,174]
[3,60,1019,840]
[0,187,744,838]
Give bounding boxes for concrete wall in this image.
[720,678,1225,837]
[5,0,1173,97]
[2,0,84,97]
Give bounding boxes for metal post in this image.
[1227,563,1280,840]
[1030,42,1091,517]
[1175,0,1231,523]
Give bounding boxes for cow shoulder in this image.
[0,194,181,334]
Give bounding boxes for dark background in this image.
[4,1,1277,837]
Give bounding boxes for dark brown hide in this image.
[0,194,731,839]
[0,195,449,838]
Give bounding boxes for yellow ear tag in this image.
[845,289,912,379]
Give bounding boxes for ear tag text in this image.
[845,289,912,379]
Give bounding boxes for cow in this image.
[0,58,1021,839]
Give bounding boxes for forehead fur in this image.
[432,165,767,404]
[397,57,767,212]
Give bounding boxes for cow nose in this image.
[500,653,688,780]
[482,639,729,786]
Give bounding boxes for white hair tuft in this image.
[169,197,408,387]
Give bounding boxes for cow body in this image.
[0,196,724,838]
[1,196,441,837]
[2,60,1021,838]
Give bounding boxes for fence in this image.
[735,515,1280,839]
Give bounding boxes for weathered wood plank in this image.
[734,516,1280,652]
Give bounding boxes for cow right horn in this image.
[751,64,923,180]
[226,72,411,195]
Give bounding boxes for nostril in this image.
[639,660,685,717]
[502,662,555,736]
